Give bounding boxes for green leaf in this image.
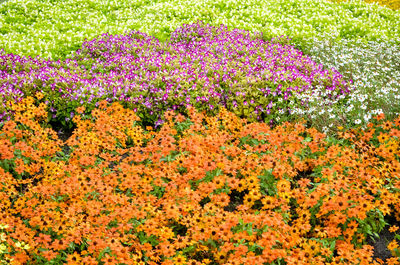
[97,247,111,261]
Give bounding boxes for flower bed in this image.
[1,97,400,264]
[0,23,351,128]
[0,1,400,263]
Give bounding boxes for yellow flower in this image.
[159,227,174,241]
[0,243,7,253]
[35,92,44,100]
[278,192,291,202]
[196,245,208,251]
[202,259,212,265]
[173,254,187,265]
[0,224,9,230]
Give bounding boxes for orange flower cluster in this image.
[1,97,400,264]
[331,0,400,10]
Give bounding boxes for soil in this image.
[56,128,74,142]
[367,214,400,263]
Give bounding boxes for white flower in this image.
[15,241,30,250]
[346,105,354,112]
[0,233,6,242]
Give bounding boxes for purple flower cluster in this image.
[0,22,351,123]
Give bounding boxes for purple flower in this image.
[155,119,164,127]
[0,22,350,124]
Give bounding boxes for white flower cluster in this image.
[290,32,400,134]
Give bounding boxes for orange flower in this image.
[98,100,108,109]
[66,252,82,264]
[386,257,400,265]
[41,250,58,261]
[12,252,29,264]
[76,106,86,114]
[5,97,400,264]
[387,240,399,252]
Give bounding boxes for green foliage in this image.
[0,0,399,60]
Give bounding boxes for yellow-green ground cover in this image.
[0,0,399,60]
